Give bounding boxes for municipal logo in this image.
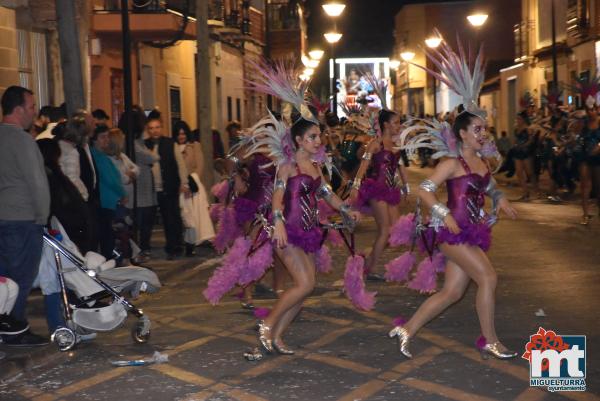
[522,327,586,392]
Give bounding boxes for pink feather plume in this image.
[343,255,376,311]
[203,237,251,305]
[315,245,332,273]
[213,206,241,252]
[388,213,415,247]
[407,257,438,294]
[239,242,274,286]
[254,307,271,319]
[384,251,416,282]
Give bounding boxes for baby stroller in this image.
[43,230,154,352]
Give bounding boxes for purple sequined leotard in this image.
[358,149,402,206]
[234,153,276,224]
[282,170,323,254]
[428,156,492,251]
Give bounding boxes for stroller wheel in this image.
[131,316,151,344]
[51,327,77,352]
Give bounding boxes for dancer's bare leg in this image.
[272,256,287,294]
[262,246,315,341]
[364,200,391,274]
[403,260,470,336]
[440,244,499,343]
[388,203,401,223]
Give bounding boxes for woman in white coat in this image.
[174,121,215,256]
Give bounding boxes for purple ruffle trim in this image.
[425,223,491,251]
[286,225,323,254]
[234,197,258,224]
[358,178,401,206]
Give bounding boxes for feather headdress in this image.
[396,118,458,159]
[519,91,536,110]
[247,58,318,124]
[542,87,563,107]
[567,75,600,109]
[244,110,295,168]
[361,72,388,110]
[412,31,486,119]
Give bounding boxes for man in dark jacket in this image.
[145,116,189,259]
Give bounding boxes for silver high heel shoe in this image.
[478,342,518,360]
[388,326,412,358]
[272,339,295,355]
[257,320,273,353]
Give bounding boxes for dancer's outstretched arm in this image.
[271,165,293,249]
[349,139,379,202]
[417,158,461,234]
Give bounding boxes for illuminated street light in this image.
[425,36,442,48]
[304,68,315,76]
[309,49,325,60]
[324,32,343,43]
[400,51,415,61]
[322,2,346,17]
[389,59,401,70]
[467,14,488,27]
[302,55,320,68]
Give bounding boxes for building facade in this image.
[0,0,306,152]
[392,0,520,127]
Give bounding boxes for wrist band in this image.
[431,203,450,220]
[272,209,285,223]
[352,178,362,190]
[274,178,286,192]
[317,183,334,200]
[362,152,372,161]
[419,179,438,193]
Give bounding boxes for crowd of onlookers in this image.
[0,86,225,348]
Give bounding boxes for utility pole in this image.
[55,0,85,115]
[196,0,214,189]
[551,0,558,91]
[120,0,134,162]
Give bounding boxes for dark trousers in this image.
[157,191,183,255]
[98,208,116,260]
[136,206,156,252]
[0,220,43,322]
[86,199,100,253]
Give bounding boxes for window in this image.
[537,0,567,47]
[17,30,48,106]
[227,96,233,122]
[170,86,182,135]
[141,65,155,112]
[236,98,241,121]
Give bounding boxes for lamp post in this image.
[323,2,345,116]
[324,32,343,116]
[401,51,415,114]
[425,35,442,117]
[467,13,488,45]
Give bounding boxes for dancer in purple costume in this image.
[389,34,519,361]
[257,118,361,356]
[350,109,408,281]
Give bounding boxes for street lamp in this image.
[322,2,346,17]
[309,49,325,60]
[302,55,320,69]
[389,59,401,70]
[425,36,442,116]
[400,51,415,62]
[324,32,342,43]
[325,31,343,115]
[467,13,488,27]
[323,2,345,116]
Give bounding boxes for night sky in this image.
[305,0,452,96]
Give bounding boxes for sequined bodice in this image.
[283,173,321,231]
[368,149,401,187]
[244,153,275,208]
[446,157,490,226]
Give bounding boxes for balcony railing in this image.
[513,20,533,63]
[267,1,300,31]
[566,0,590,40]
